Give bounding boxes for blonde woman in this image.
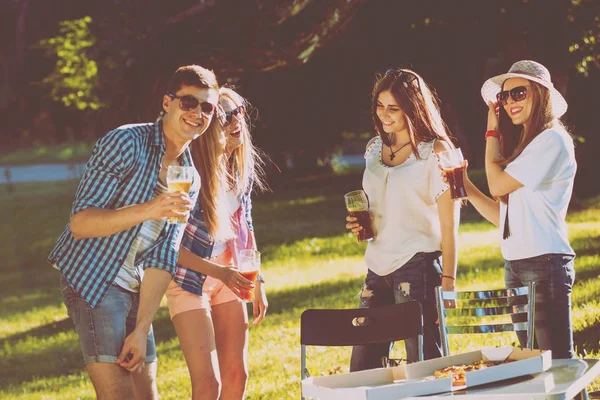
[166,87,268,399]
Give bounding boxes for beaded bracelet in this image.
[441,275,455,281]
[485,130,501,140]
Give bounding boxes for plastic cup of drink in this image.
[166,165,194,223]
[437,148,468,200]
[238,249,260,302]
[344,190,375,242]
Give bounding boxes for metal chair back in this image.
[435,282,536,356]
[300,300,424,398]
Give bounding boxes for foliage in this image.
[4,0,599,185]
[395,0,598,77]
[568,0,600,77]
[34,16,103,111]
[1,177,600,398]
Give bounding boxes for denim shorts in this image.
[60,276,157,364]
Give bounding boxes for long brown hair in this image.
[496,80,570,204]
[190,118,235,242]
[497,81,557,167]
[220,87,268,195]
[371,68,454,156]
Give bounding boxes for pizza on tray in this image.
[429,359,516,386]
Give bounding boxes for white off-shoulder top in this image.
[362,136,449,276]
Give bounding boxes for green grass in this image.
[0,142,94,166]
[1,176,600,399]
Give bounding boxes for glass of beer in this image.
[166,165,194,224]
[238,249,260,302]
[438,148,468,200]
[344,190,375,243]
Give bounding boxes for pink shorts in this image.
[166,248,241,319]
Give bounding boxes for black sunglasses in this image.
[385,68,420,89]
[223,105,246,127]
[496,86,528,106]
[168,94,216,115]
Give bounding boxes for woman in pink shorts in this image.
[166,87,269,400]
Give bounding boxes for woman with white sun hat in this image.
[445,60,577,359]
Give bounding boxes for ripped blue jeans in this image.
[350,252,443,372]
[505,253,576,359]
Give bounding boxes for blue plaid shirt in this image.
[173,183,254,295]
[48,121,200,308]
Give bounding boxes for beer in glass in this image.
[438,148,467,200]
[238,249,260,302]
[166,165,194,223]
[344,190,375,242]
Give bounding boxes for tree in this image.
[2,0,366,146]
[568,0,600,77]
[35,16,102,111]
[2,0,598,194]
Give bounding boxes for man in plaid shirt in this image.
[48,65,219,399]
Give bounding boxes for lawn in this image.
[0,142,94,166]
[1,174,599,399]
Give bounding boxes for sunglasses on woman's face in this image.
[223,105,245,127]
[168,94,216,115]
[496,86,528,106]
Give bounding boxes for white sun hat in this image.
[481,60,568,118]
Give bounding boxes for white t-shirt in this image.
[501,128,576,260]
[114,178,168,292]
[363,137,449,276]
[211,189,241,257]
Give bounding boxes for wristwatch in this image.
[256,274,266,283]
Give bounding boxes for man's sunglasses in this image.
[223,105,246,127]
[168,94,216,115]
[496,86,528,106]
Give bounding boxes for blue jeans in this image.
[61,276,157,364]
[504,254,575,359]
[350,252,443,371]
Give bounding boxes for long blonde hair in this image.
[190,116,235,242]
[219,87,268,195]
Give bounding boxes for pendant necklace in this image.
[389,142,411,160]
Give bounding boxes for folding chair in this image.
[300,301,423,398]
[435,282,536,356]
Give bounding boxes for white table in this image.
[403,359,599,400]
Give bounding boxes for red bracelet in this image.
[441,275,455,281]
[485,130,501,140]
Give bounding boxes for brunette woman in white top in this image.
[346,68,459,370]
[455,60,576,359]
